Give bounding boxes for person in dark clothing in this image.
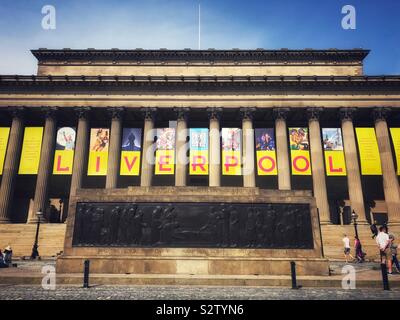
[0,250,8,268]
[370,221,378,239]
[3,246,12,266]
[354,236,365,263]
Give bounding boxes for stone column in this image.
[0,108,25,223]
[307,108,331,224]
[140,108,157,187]
[174,107,189,187]
[373,107,400,225]
[240,107,256,188]
[340,108,367,223]
[106,107,124,189]
[69,107,90,199]
[273,108,291,190]
[207,108,222,187]
[28,108,58,223]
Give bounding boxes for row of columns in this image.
[0,106,399,225]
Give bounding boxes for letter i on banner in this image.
[120,128,141,175]
[189,128,209,175]
[289,127,312,175]
[0,127,10,175]
[18,127,44,175]
[255,128,277,175]
[322,128,347,176]
[87,128,109,176]
[222,128,242,175]
[155,128,175,175]
[390,128,400,175]
[53,127,76,175]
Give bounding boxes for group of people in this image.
[0,246,13,268]
[342,234,366,263]
[342,222,399,275]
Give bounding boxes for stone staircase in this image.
[0,224,66,258]
[321,224,400,261]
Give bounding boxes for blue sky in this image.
[0,0,399,75]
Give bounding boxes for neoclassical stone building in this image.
[0,48,399,260]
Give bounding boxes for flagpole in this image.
[198,3,201,50]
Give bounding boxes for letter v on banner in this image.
[120,128,142,176]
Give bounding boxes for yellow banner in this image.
[18,127,43,175]
[291,150,312,175]
[190,150,208,175]
[88,151,108,176]
[155,150,175,175]
[53,127,76,175]
[324,151,346,176]
[87,128,109,176]
[0,128,10,175]
[356,128,382,175]
[256,150,277,175]
[222,150,241,175]
[53,150,74,175]
[120,151,141,176]
[390,128,400,175]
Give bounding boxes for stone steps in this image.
[321,225,400,261]
[0,224,66,258]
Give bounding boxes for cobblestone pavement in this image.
[0,285,399,300]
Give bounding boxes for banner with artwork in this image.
[155,128,175,175]
[289,127,311,175]
[322,128,347,176]
[53,127,76,175]
[0,128,10,175]
[18,127,43,174]
[390,128,400,175]
[355,128,382,175]
[120,128,142,176]
[87,128,109,176]
[189,128,208,175]
[222,128,242,175]
[255,128,277,175]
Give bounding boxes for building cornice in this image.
[31,48,370,64]
[1,75,400,94]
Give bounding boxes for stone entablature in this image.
[32,49,367,77]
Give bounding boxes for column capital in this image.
[239,107,257,120]
[8,106,26,119]
[173,107,190,121]
[41,107,58,119]
[273,107,290,120]
[207,107,223,120]
[372,107,391,122]
[74,107,91,119]
[306,107,324,121]
[339,107,357,121]
[140,107,157,121]
[107,107,125,120]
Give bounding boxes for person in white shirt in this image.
[376,226,393,274]
[342,234,354,263]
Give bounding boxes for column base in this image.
[0,217,11,224]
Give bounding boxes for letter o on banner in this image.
[258,156,275,173]
[293,155,310,172]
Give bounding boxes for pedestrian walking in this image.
[343,234,354,263]
[376,227,393,274]
[389,234,400,273]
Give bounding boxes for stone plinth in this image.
[57,187,329,276]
